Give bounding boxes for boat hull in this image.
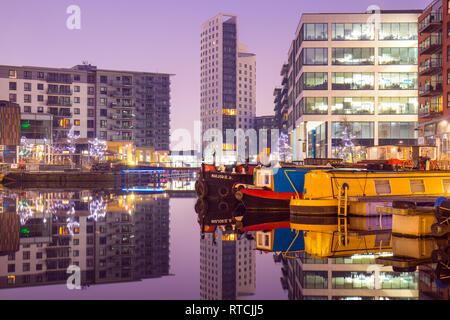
[237,188,297,212]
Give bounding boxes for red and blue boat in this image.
[234,165,330,213]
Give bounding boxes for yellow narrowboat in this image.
[291,169,450,216]
[289,215,392,259]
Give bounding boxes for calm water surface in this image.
[0,190,286,300]
[0,183,447,300]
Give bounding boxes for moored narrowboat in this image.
[195,163,255,217]
[234,165,332,213]
[290,169,450,216]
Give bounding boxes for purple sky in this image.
[0,0,428,148]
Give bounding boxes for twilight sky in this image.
[0,0,428,149]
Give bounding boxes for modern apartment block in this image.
[200,227,255,300]
[286,11,421,161]
[0,64,171,154]
[280,252,419,300]
[273,64,289,135]
[200,14,256,162]
[418,0,449,159]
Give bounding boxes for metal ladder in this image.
[337,184,349,246]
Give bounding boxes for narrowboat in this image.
[236,212,304,254]
[195,162,255,218]
[290,169,450,216]
[290,214,392,259]
[234,164,332,213]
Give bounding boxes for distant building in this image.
[284,11,421,161]
[200,14,256,164]
[273,64,289,135]
[0,64,172,157]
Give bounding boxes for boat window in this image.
[374,180,391,195]
[257,234,264,247]
[265,234,270,247]
[410,179,425,193]
[257,171,272,187]
[443,179,450,193]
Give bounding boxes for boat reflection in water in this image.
[0,189,171,289]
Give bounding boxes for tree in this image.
[337,122,356,163]
[278,132,293,162]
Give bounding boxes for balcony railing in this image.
[110,135,133,141]
[110,113,134,120]
[419,11,442,34]
[110,103,134,108]
[419,57,442,76]
[419,34,442,55]
[419,104,442,118]
[47,100,72,107]
[109,91,133,98]
[419,82,443,97]
[47,89,73,95]
[46,75,73,84]
[109,80,133,87]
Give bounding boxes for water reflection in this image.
[0,175,448,300]
[0,189,171,289]
[198,201,449,300]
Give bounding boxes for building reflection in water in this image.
[200,223,255,300]
[0,190,170,289]
[260,214,448,300]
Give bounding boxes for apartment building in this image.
[417,0,450,160]
[0,64,172,155]
[273,64,289,135]
[285,11,421,161]
[200,14,256,163]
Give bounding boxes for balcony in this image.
[47,100,72,107]
[47,88,73,95]
[109,80,133,87]
[419,105,442,119]
[110,113,134,120]
[46,74,72,84]
[419,57,442,76]
[110,135,133,141]
[109,91,133,98]
[110,102,134,109]
[419,11,442,34]
[419,34,442,55]
[419,82,442,97]
[110,124,134,131]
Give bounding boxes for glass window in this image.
[332,48,374,65]
[378,97,418,114]
[300,72,328,91]
[302,271,328,289]
[378,122,418,139]
[302,23,328,41]
[302,48,328,66]
[379,23,418,40]
[332,271,375,289]
[332,122,374,139]
[379,272,418,289]
[378,48,418,65]
[332,72,374,90]
[378,73,417,90]
[301,97,328,114]
[331,97,374,114]
[332,23,374,40]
